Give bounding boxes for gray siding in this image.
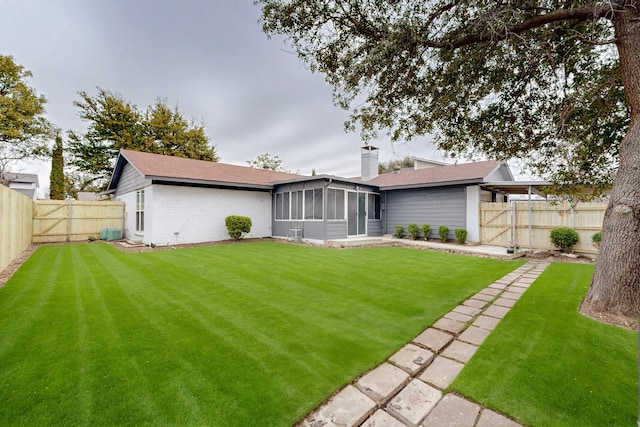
[326,221,347,240]
[384,186,466,239]
[272,220,324,240]
[116,163,150,196]
[367,219,383,236]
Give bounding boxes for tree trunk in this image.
[584,3,640,317]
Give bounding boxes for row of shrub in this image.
[394,224,468,244]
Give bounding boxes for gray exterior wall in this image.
[115,163,151,197]
[383,186,466,239]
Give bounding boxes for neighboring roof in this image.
[1,172,39,186]
[368,160,506,190]
[107,149,301,191]
[481,181,550,197]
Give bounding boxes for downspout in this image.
[528,185,533,251]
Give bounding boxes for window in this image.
[275,192,290,220]
[136,189,145,233]
[304,188,323,220]
[291,190,303,219]
[327,188,345,220]
[368,193,381,219]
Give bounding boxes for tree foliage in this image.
[246,153,285,171]
[68,88,218,188]
[378,156,414,174]
[0,54,51,172]
[49,133,65,200]
[258,1,640,315]
[258,1,625,193]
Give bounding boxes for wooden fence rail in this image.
[480,201,607,255]
[32,200,124,243]
[0,185,33,273]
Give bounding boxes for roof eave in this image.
[379,178,485,191]
[148,176,273,191]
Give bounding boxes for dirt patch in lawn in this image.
[579,302,638,331]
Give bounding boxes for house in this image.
[106,147,516,246]
[0,172,40,199]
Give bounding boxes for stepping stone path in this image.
[299,261,549,427]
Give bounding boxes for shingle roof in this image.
[368,160,503,189]
[117,149,300,188]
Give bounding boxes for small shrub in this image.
[421,224,431,240]
[408,223,420,240]
[225,215,252,240]
[394,225,405,238]
[550,227,580,252]
[438,225,449,242]
[591,231,602,248]
[88,235,97,242]
[454,228,468,244]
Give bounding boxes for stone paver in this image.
[413,328,454,352]
[488,283,508,290]
[493,297,517,308]
[389,344,434,374]
[422,393,481,427]
[458,326,491,346]
[483,305,511,319]
[462,298,488,309]
[361,409,406,427]
[441,340,478,363]
[433,317,467,334]
[452,304,483,317]
[476,409,523,427]
[302,385,375,427]
[472,315,501,331]
[444,310,473,323]
[501,291,522,300]
[386,380,441,427]
[419,356,465,390]
[478,287,501,296]
[518,277,536,284]
[472,293,494,302]
[357,363,410,403]
[508,286,528,295]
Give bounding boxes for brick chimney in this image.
[361,145,379,181]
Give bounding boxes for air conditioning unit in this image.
[290,228,302,243]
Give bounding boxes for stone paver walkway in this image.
[300,260,550,427]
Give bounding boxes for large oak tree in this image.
[258,1,639,316]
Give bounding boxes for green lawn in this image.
[452,262,638,427]
[0,242,523,426]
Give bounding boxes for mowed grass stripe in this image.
[0,242,523,426]
[451,262,638,427]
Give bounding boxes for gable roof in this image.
[107,149,301,191]
[368,160,506,190]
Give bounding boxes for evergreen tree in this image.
[49,133,65,200]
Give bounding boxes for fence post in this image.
[67,199,72,242]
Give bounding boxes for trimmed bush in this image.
[225,215,252,240]
[454,228,468,244]
[550,227,580,252]
[394,225,405,239]
[421,224,431,240]
[591,231,602,248]
[408,223,420,240]
[438,225,449,242]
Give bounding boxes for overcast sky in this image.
[1,0,450,191]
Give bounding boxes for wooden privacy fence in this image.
[480,201,607,255]
[33,200,124,243]
[0,185,33,272]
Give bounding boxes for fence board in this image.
[480,201,606,255]
[33,200,124,243]
[0,186,33,273]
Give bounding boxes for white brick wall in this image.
[117,184,272,246]
[465,185,480,243]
